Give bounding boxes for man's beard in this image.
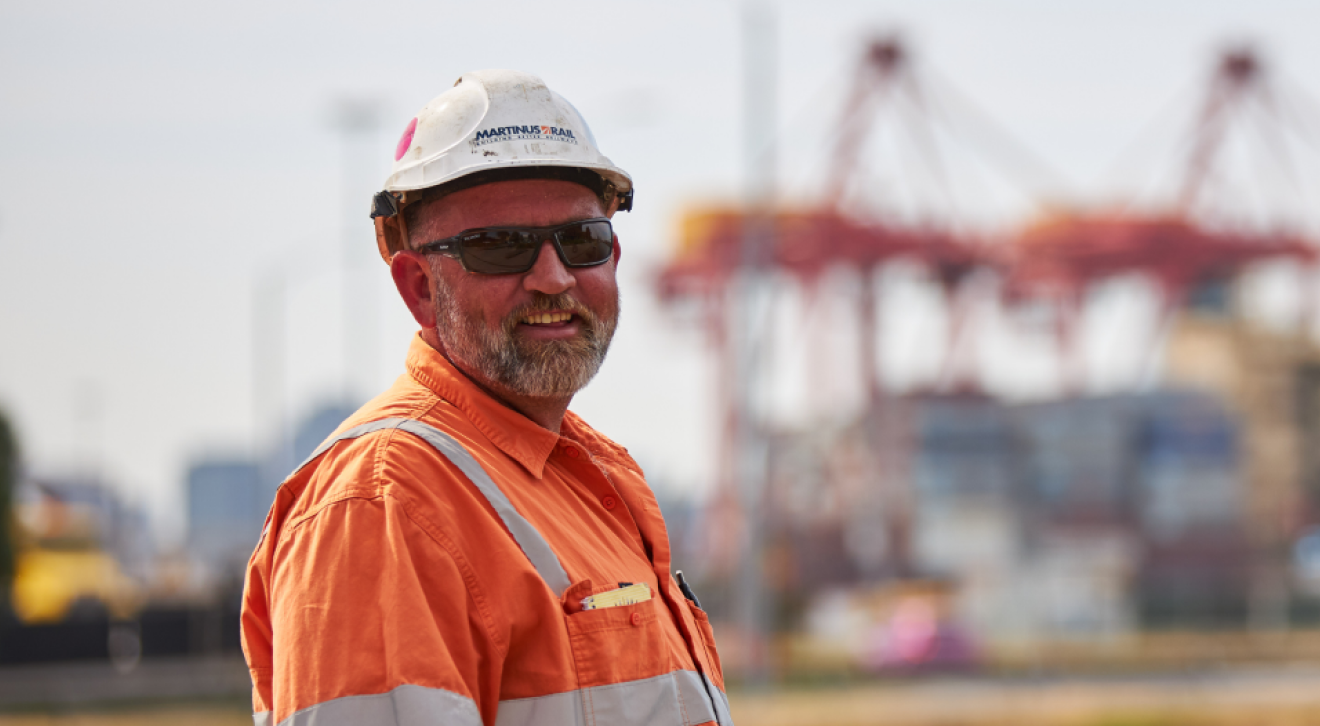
[431,274,619,398]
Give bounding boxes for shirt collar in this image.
[405,334,559,479]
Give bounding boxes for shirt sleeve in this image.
[263,492,503,726]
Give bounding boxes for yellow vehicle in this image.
[9,490,143,624]
[12,547,142,624]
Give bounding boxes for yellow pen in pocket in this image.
[580,583,651,611]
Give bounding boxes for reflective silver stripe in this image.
[702,674,734,726]
[396,419,573,597]
[253,712,270,726]
[273,683,482,726]
[495,670,727,726]
[294,417,413,473]
[293,417,572,597]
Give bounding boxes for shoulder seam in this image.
[280,488,383,539]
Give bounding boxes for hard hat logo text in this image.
[470,125,578,147]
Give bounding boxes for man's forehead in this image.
[412,179,606,239]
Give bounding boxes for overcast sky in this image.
[3,0,1320,546]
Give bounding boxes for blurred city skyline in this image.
[3,0,1320,547]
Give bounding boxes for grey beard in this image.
[432,274,618,398]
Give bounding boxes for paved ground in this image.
[729,666,1320,726]
[0,707,250,726]
[0,657,250,710]
[0,658,1317,725]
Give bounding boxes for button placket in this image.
[555,440,647,555]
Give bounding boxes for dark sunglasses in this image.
[416,218,615,275]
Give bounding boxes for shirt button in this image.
[630,612,642,626]
[602,496,617,510]
[565,446,580,459]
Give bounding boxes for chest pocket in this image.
[562,580,670,688]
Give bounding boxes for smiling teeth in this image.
[522,312,573,325]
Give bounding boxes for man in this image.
[241,70,732,726]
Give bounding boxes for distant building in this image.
[186,460,265,580]
[1163,313,1320,627]
[757,388,1251,640]
[291,403,360,466]
[184,400,360,583]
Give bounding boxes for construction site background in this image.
[5,5,1320,726]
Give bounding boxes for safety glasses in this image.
[416,217,614,275]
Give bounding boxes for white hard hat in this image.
[370,69,634,263]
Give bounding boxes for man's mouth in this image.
[519,311,575,326]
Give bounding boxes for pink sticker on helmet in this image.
[394,117,418,161]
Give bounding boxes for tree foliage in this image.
[0,407,16,590]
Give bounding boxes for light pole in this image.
[734,0,777,688]
[331,98,381,405]
[252,269,291,476]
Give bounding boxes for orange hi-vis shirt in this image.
[241,335,731,726]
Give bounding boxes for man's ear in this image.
[612,235,621,267]
[391,251,438,329]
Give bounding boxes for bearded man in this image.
[240,70,732,726]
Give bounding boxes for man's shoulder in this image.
[275,386,485,526]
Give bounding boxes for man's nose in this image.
[523,239,575,295]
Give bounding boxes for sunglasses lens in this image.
[556,220,614,266]
[460,229,540,274]
[449,219,613,274]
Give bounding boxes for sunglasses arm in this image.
[372,190,413,264]
[375,213,418,265]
